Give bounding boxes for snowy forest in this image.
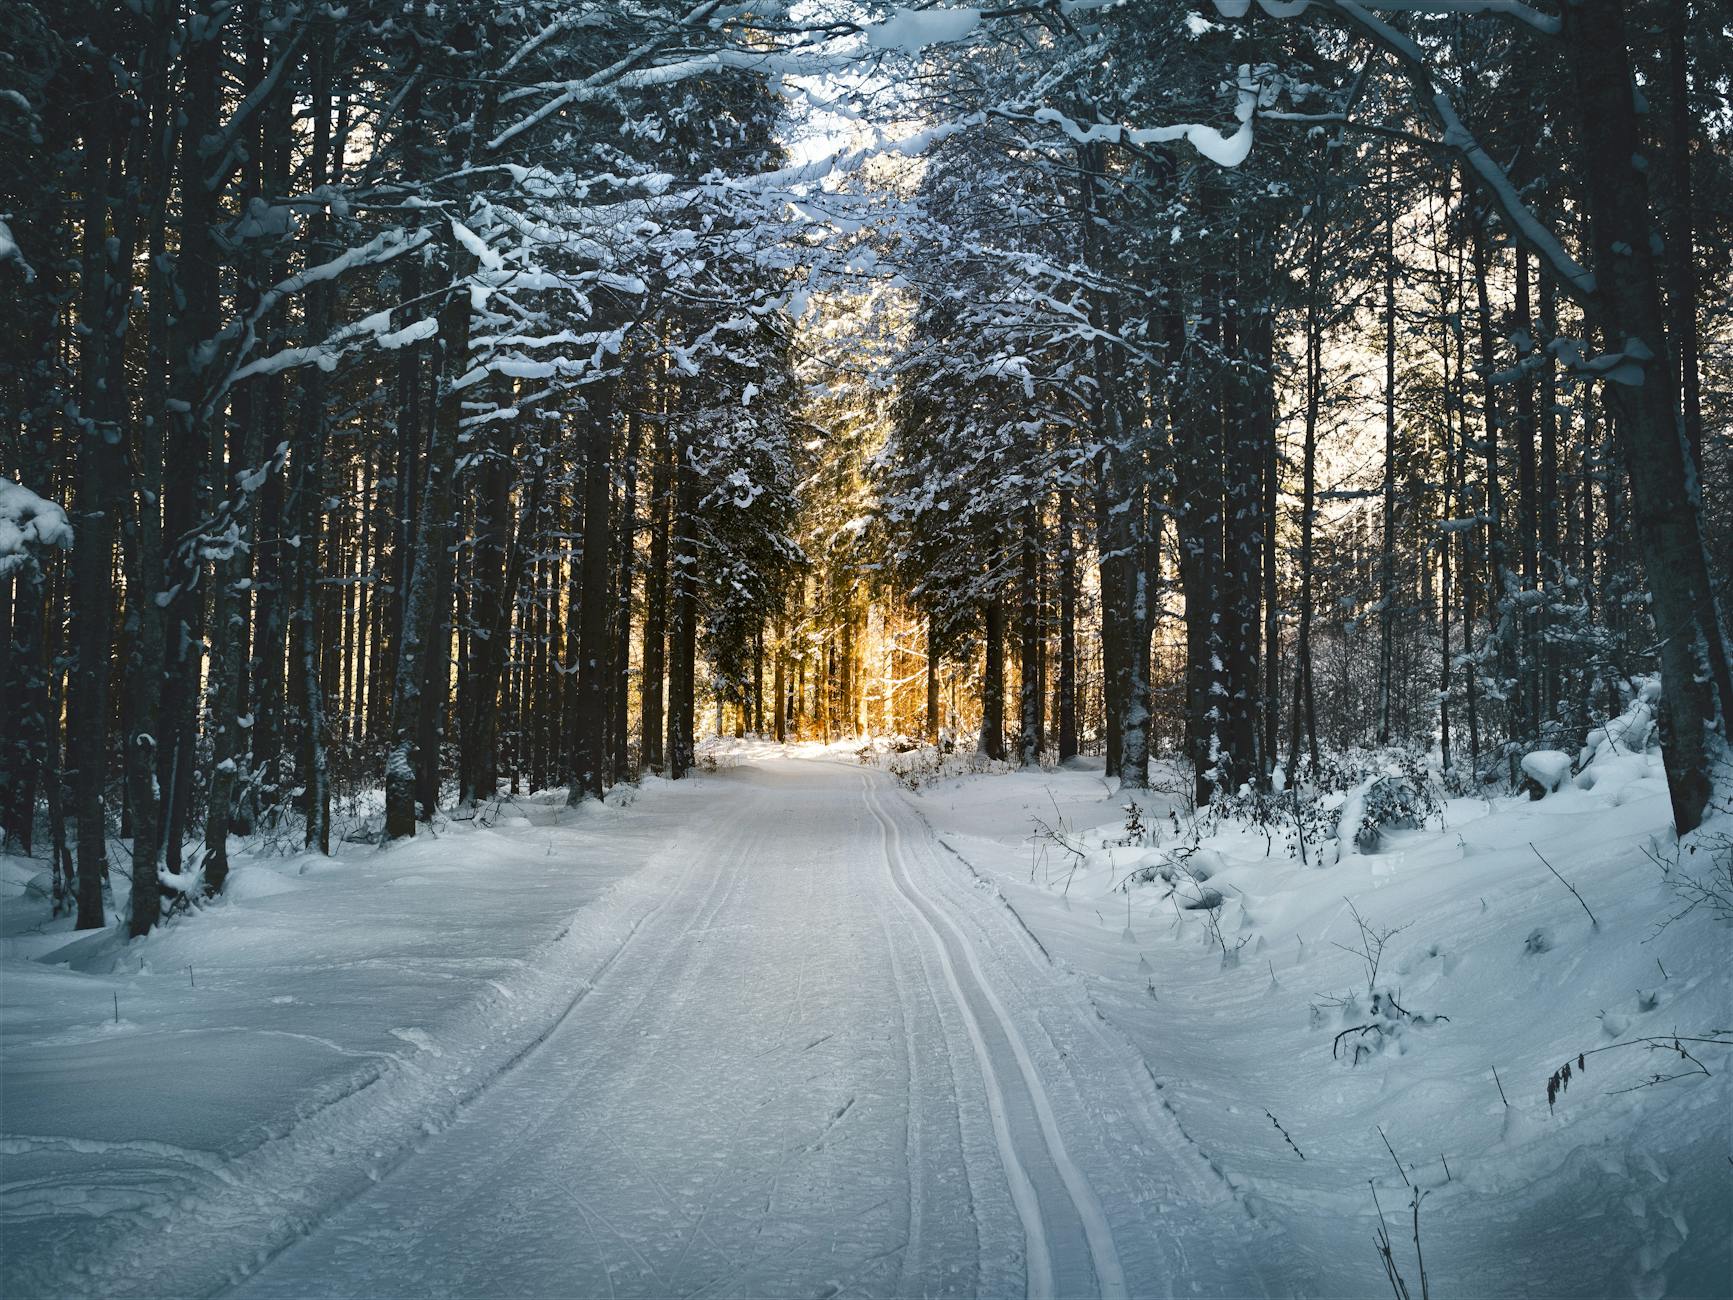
[2,0,1730,1296]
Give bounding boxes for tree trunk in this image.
[385,223,473,838]
[1562,0,1730,833]
[924,612,939,743]
[1056,485,1078,761]
[294,44,336,854]
[641,418,671,770]
[248,62,296,827]
[666,437,699,778]
[1377,173,1397,745]
[979,590,1006,761]
[571,383,615,803]
[610,397,643,778]
[1539,270,1560,724]
[1665,5,1704,477]
[1017,498,1042,766]
[752,622,764,735]
[118,5,182,934]
[1225,230,1268,789]
[779,624,793,741]
[69,104,128,930]
[1515,246,1539,745]
[458,434,511,806]
[1289,215,1324,780]
[1470,211,1514,741]
[1177,276,1224,803]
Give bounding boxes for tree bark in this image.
[666,436,699,778]
[1289,201,1325,780]
[292,40,334,854]
[1377,170,1398,746]
[1056,485,1078,761]
[1665,5,1704,477]
[979,590,1006,761]
[385,222,473,838]
[610,396,643,779]
[570,382,615,803]
[775,620,788,742]
[119,4,182,934]
[69,100,129,930]
[925,612,940,743]
[641,424,671,771]
[1561,0,1730,833]
[1017,498,1042,766]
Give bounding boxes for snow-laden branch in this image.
[492,0,1124,155]
[217,227,435,394]
[244,227,433,347]
[490,0,727,152]
[1319,0,1594,303]
[0,478,73,575]
[708,57,1261,208]
[1032,65,1262,167]
[201,24,310,189]
[1214,0,1560,36]
[0,218,35,281]
[866,7,984,52]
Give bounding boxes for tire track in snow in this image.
[862,774,1128,1300]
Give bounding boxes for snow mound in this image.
[1579,683,1656,768]
[223,866,310,901]
[1521,750,1573,794]
[1573,752,1663,806]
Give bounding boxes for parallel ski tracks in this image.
[862,773,1128,1300]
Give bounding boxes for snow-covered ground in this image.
[901,735,1732,1297]
[2,779,731,1296]
[2,730,1727,1298]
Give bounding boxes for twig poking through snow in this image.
[1548,1031,1732,1106]
[1378,1125,1410,1188]
[1529,842,1598,928]
[1266,1109,1305,1160]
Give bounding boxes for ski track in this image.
[49,756,1199,1299]
[863,771,1131,1300]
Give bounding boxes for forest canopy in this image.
[1,0,1728,937]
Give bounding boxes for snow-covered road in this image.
[231,757,1243,1299]
[13,732,1721,1297]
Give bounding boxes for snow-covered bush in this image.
[1354,761,1439,853]
[1196,745,1441,863]
[1314,901,1449,1066]
[873,740,1010,790]
[1648,793,1733,933]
